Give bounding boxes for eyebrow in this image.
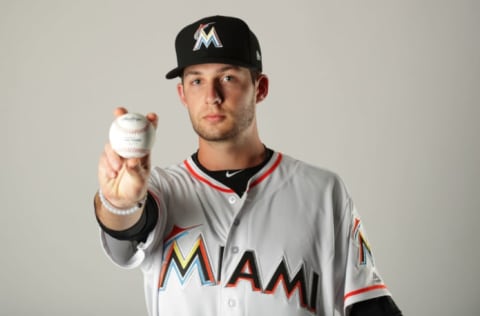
[183,65,242,78]
[217,65,241,73]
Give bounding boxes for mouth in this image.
[204,113,226,123]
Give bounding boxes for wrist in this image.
[98,188,147,216]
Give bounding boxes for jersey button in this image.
[233,218,240,226]
[228,196,237,204]
[231,246,239,254]
[227,298,236,307]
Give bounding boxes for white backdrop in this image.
[1,1,479,315]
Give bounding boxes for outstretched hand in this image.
[98,107,158,210]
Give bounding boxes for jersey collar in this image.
[183,151,283,193]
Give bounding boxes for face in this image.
[177,63,268,143]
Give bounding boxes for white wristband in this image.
[98,188,147,216]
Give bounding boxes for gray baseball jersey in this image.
[100,151,391,315]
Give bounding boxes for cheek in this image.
[182,93,202,113]
[185,103,199,119]
[228,85,255,103]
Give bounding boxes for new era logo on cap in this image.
[166,15,262,79]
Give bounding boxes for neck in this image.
[197,137,266,171]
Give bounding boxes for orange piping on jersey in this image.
[184,160,235,193]
[344,284,387,301]
[352,218,361,235]
[183,153,283,193]
[248,153,283,191]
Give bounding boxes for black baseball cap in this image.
[165,15,262,79]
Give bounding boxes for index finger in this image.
[114,107,128,117]
[146,112,158,129]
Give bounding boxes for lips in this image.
[204,113,226,123]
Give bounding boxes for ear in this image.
[177,82,187,107]
[255,74,269,104]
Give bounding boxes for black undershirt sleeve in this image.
[95,192,158,243]
[349,296,403,316]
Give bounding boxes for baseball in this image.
[109,112,155,158]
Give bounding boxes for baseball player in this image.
[95,15,402,316]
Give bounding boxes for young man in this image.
[95,15,402,316]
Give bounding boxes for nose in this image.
[205,82,222,105]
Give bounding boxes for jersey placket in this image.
[219,190,248,316]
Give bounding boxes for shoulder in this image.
[274,152,352,206]
[280,153,347,189]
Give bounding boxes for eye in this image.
[190,78,201,86]
[222,75,234,83]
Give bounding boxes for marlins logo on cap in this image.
[193,23,223,51]
[166,15,262,79]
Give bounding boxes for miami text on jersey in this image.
[158,226,320,313]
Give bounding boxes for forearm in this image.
[95,191,159,243]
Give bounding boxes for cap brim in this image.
[165,67,182,79]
